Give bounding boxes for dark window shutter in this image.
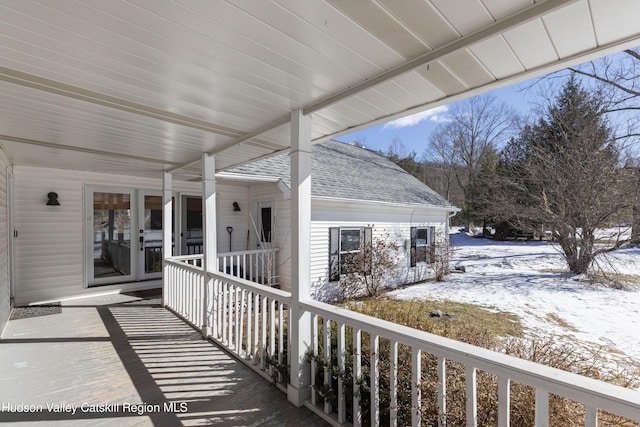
[363,227,372,274]
[329,227,340,282]
[428,226,436,263]
[410,226,417,267]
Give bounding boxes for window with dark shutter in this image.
[329,227,340,282]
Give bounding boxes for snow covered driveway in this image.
[389,233,640,363]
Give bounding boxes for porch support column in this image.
[162,172,172,308]
[202,153,217,339]
[287,108,312,407]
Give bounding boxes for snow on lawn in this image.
[388,233,640,364]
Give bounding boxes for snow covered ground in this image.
[388,232,640,364]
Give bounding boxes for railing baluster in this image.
[535,389,549,427]
[465,366,477,427]
[246,291,252,359]
[412,347,421,427]
[269,299,276,377]
[228,284,235,348]
[371,334,380,426]
[238,289,245,354]
[261,295,267,370]
[498,376,510,427]
[311,313,319,407]
[278,301,284,383]
[437,356,446,427]
[353,328,362,427]
[253,292,259,364]
[390,340,398,427]
[222,282,228,345]
[337,322,346,424]
[324,317,332,415]
[585,405,597,427]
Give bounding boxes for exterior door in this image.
[89,188,135,286]
[138,192,165,280]
[181,196,202,255]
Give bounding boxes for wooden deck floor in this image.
[0,291,328,426]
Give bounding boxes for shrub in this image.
[339,235,399,298]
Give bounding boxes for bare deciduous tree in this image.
[424,95,518,227]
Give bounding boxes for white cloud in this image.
[383,106,450,129]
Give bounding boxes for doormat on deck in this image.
[10,303,62,320]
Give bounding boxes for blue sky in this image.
[333,78,546,156]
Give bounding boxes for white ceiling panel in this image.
[471,36,526,79]
[589,0,640,45]
[543,1,596,58]
[503,19,559,69]
[0,0,638,179]
[430,0,494,35]
[441,49,495,88]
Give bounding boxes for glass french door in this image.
[89,189,135,286]
[138,192,165,280]
[181,196,202,255]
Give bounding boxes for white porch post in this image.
[287,108,312,406]
[202,153,217,338]
[162,172,172,308]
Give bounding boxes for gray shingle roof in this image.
[228,140,455,209]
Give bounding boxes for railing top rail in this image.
[210,271,291,303]
[170,254,203,261]
[165,257,203,273]
[301,299,640,419]
[218,247,280,257]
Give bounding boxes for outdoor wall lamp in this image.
[233,201,241,211]
[46,192,60,206]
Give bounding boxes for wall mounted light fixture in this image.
[233,201,241,211]
[46,192,60,206]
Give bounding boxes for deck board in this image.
[0,291,328,426]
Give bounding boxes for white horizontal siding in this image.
[13,166,200,304]
[216,184,250,254]
[309,200,450,301]
[248,183,291,291]
[0,149,10,334]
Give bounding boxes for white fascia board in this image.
[312,196,460,213]
[215,171,280,183]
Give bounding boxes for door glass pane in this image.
[143,195,163,274]
[185,197,202,255]
[260,207,272,243]
[93,192,131,278]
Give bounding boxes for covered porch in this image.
[2,0,640,425]
[0,290,327,426]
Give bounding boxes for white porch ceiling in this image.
[1,0,639,179]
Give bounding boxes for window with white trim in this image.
[328,227,372,281]
[410,226,435,267]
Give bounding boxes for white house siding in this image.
[248,183,291,291]
[13,166,200,305]
[216,184,250,253]
[0,149,11,334]
[309,199,449,301]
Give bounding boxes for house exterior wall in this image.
[0,149,11,334]
[12,166,200,305]
[248,183,291,289]
[309,199,450,301]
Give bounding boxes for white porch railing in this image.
[168,248,279,286]
[163,259,640,427]
[165,256,291,387]
[218,248,280,287]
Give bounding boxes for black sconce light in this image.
[233,201,241,212]
[46,192,60,206]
